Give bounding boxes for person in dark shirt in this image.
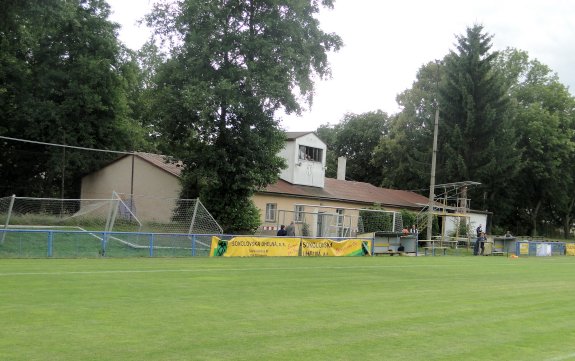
[474,231,487,255]
[277,225,287,236]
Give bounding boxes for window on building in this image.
[265,203,277,222]
[294,205,305,223]
[336,209,344,226]
[336,209,345,237]
[299,145,323,162]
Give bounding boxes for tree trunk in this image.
[563,216,571,239]
[561,197,575,239]
[530,200,542,237]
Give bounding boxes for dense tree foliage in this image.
[340,26,575,237]
[332,111,388,184]
[317,111,387,183]
[315,124,339,178]
[438,25,520,220]
[146,0,341,232]
[3,3,575,238]
[495,48,575,235]
[0,0,147,197]
[374,61,444,191]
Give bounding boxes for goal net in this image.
[1,193,221,234]
[357,209,404,234]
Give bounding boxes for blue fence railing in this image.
[0,229,216,258]
[0,229,375,258]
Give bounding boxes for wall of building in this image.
[278,141,296,184]
[279,133,326,188]
[253,193,405,237]
[81,156,181,223]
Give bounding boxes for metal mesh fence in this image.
[271,210,357,237]
[0,194,222,236]
[1,196,116,231]
[357,209,403,234]
[259,206,403,237]
[114,193,222,235]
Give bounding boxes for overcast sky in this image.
[108,0,575,131]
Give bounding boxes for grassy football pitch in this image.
[1,256,575,361]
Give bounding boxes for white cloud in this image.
[107,0,154,49]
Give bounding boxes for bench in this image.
[386,251,404,256]
[422,246,448,256]
[374,250,404,256]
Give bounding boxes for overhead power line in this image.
[0,135,135,155]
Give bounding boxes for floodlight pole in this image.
[427,106,439,241]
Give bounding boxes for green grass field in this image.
[2,256,575,361]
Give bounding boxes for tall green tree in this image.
[374,61,444,191]
[333,111,388,184]
[315,123,339,178]
[495,48,575,236]
[0,0,146,197]
[146,0,342,233]
[317,111,388,184]
[439,25,520,221]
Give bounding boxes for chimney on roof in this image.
[337,156,347,181]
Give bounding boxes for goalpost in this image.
[0,193,223,256]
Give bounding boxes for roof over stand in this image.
[434,181,481,189]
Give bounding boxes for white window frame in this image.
[265,203,277,222]
[294,205,305,223]
[336,209,344,226]
[298,145,323,162]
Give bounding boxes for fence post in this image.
[101,232,107,257]
[47,230,53,257]
[149,233,154,257]
[191,234,196,256]
[1,194,16,244]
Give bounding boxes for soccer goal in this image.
[1,193,221,232]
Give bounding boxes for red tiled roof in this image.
[261,178,428,210]
[91,151,427,210]
[134,152,183,177]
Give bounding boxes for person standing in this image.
[286,221,296,236]
[474,231,487,256]
[277,225,287,236]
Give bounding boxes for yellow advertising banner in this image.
[210,236,224,256]
[210,236,300,257]
[301,238,371,257]
[566,243,575,256]
[519,242,529,255]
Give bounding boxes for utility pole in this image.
[427,105,439,241]
[427,60,441,241]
